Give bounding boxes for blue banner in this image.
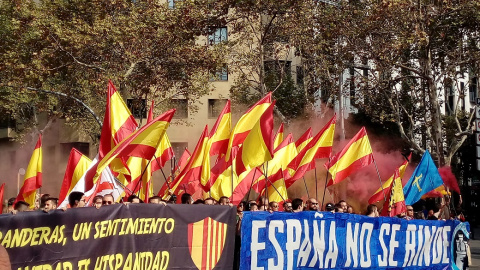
[240,211,470,270]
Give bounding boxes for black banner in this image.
[0,204,236,270]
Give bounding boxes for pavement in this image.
[470,227,480,270]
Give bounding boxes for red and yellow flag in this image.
[188,217,227,270]
[158,148,191,198]
[286,116,336,187]
[381,168,407,217]
[273,123,284,150]
[209,100,231,157]
[225,92,272,160]
[99,80,138,158]
[94,109,175,183]
[15,134,42,208]
[368,154,410,204]
[0,183,5,212]
[295,128,313,153]
[325,127,374,187]
[58,148,92,205]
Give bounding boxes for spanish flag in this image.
[286,116,336,187]
[147,101,174,172]
[209,100,231,157]
[58,148,92,206]
[295,127,313,153]
[368,154,410,204]
[225,92,272,161]
[94,109,175,183]
[273,123,284,150]
[15,134,42,208]
[325,127,374,186]
[157,148,191,198]
[381,168,407,217]
[99,80,138,158]
[0,183,5,212]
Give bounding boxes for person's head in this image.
[269,201,279,212]
[347,205,354,214]
[284,201,292,212]
[181,193,193,204]
[248,201,258,211]
[406,205,414,218]
[93,195,103,209]
[428,209,435,217]
[306,198,319,211]
[414,211,425,220]
[291,198,304,212]
[219,196,230,206]
[204,197,216,205]
[149,196,162,204]
[14,201,30,212]
[193,199,205,204]
[103,194,115,205]
[127,195,140,204]
[338,200,348,211]
[366,204,378,217]
[325,203,335,213]
[257,196,269,210]
[40,194,51,209]
[335,204,344,213]
[44,198,58,212]
[68,192,85,208]
[7,198,15,212]
[237,201,247,212]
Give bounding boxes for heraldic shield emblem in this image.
[188,217,227,270]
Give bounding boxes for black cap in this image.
[325,203,335,211]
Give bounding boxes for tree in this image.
[0,0,229,139]
[297,0,480,166]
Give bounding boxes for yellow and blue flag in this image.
[403,150,444,205]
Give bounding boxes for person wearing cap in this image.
[324,203,335,213]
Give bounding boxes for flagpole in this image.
[261,170,286,203]
[321,159,330,210]
[263,163,268,200]
[302,177,310,198]
[314,168,318,200]
[245,168,258,202]
[373,159,387,202]
[153,154,172,190]
[231,150,234,197]
[133,158,154,196]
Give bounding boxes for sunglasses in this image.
[103,201,113,205]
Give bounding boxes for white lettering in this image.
[378,223,390,267]
[360,223,373,268]
[251,220,266,270]
[286,220,302,270]
[268,220,284,270]
[388,224,400,266]
[345,223,359,267]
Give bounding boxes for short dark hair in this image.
[14,201,29,210]
[366,204,378,215]
[68,192,84,207]
[40,194,51,208]
[219,196,229,203]
[46,197,58,207]
[93,195,103,202]
[8,197,15,206]
[204,197,217,204]
[181,193,192,204]
[127,195,140,203]
[193,199,205,204]
[149,196,161,203]
[292,198,303,210]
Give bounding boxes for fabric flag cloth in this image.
[84,167,124,205]
[58,149,92,207]
[273,123,284,150]
[295,128,313,153]
[151,134,175,172]
[286,116,336,187]
[381,168,407,217]
[158,148,191,199]
[0,183,4,213]
[209,100,231,157]
[325,127,374,187]
[403,150,445,205]
[368,153,410,204]
[225,92,272,161]
[15,134,42,208]
[94,109,175,183]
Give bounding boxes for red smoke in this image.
[438,166,460,194]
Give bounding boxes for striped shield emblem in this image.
[188,217,227,270]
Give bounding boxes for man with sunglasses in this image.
[103,194,115,205]
[405,205,415,220]
[306,198,319,211]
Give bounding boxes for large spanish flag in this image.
[15,134,42,208]
[225,92,272,160]
[209,100,231,157]
[58,148,92,206]
[325,127,374,186]
[368,154,410,204]
[286,116,336,186]
[94,109,175,182]
[381,168,407,217]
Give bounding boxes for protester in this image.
[92,195,103,209]
[324,203,335,213]
[427,209,438,220]
[39,194,51,210]
[284,201,293,212]
[149,196,161,204]
[248,201,258,211]
[68,191,85,208]
[268,201,279,212]
[257,196,269,211]
[6,198,15,213]
[44,198,58,213]
[338,200,348,212]
[334,204,344,213]
[366,204,379,217]
[127,195,141,204]
[181,193,193,204]
[14,201,30,212]
[204,197,216,205]
[103,194,115,205]
[291,198,304,212]
[219,196,230,206]
[305,198,319,211]
[193,199,204,204]
[346,205,354,214]
[405,205,414,220]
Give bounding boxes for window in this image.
[210,66,228,81]
[208,99,228,118]
[470,77,478,103]
[208,27,227,45]
[171,99,188,119]
[127,98,147,119]
[172,142,189,161]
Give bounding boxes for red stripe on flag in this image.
[202,219,209,270]
[327,154,374,186]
